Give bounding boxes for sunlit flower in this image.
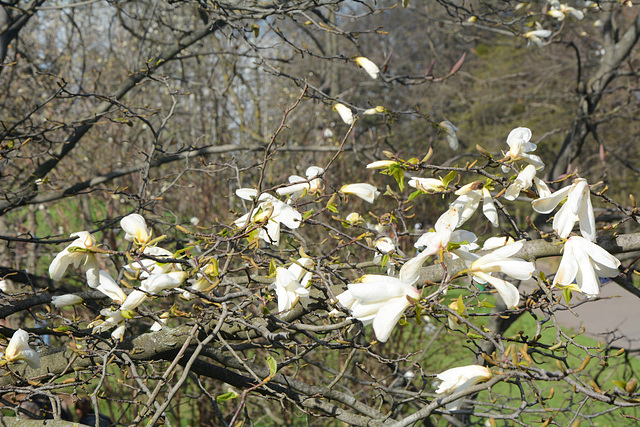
[436,365,492,410]
[234,189,303,246]
[121,213,151,244]
[344,274,420,342]
[523,29,552,48]
[482,236,515,250]
[123,246,180,279]
[340,183,380,204]
[92,309,125,340]
[1,329,40,369]
[334,103,354,125]
[375,237,395,255]
[504,165,537,201]
[49,231,100,288]
[119,290,147,312]
[414,207,461,259]
[142,271,188,295]
[355,56,380,79]
[276,166,324,199]
[97,271,127,304]
[503,127,544,170]
[451,183,498,227]
[553,236,620,296]
[273,258,313,312]
[440,121,459,150]
[346,212,362,226]
[466,240,535,308]
[51,294,84,308]
[548,2,585,20]
[408,177,446,193]
[531,178,596,241]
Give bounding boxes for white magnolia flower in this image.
[51,294,84,308]
[553,236,620,296]
[408,177,446,193]
[548,2,585,20]
[234,189,303,246]
[375,237,395,255]
[340,183,380,204]
[482,236,515,250]
[142,271,188,295]
[531,178,596,241]
[92,309,126,340]
[523,29,552,48]
[96,271,127,304]
[276,166,324,199]
[355,56,380,79]
[49,231,100,288]
[466,240,535,308]
[345,212,362,226]
[436,365,492,410]
[121,213,151,244]
[124,246,180,279]
[451,183,498,227]
[273,258,313,312]
[414,207,461,258]
[2,329,40,369]
[119,290,147,312]
[504,165,537,201]
[440,121,459,150]
[367,160,396,169]
[363,106,386,115]
[343,274,420,342]
[334,103,354,125]
[503,127,544,171]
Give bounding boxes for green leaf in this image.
[381,254,389,267]
[467,332,483,339]
[266,354,277,376]
[407,189,424,202]
[479,300,495,309]
[442,171,457,187]
[456,295,465,315]
[303,209,314,220]
[216,391,239,404]
[327,203,338,213]
[393,168,405,191]
[562,288,572,304]
[612,380,628,390]
[415,305,422,324]
[269,259,277,276]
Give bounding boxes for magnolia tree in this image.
[3,1,640,426]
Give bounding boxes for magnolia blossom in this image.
[363,106,385,115]
[466,240,535,308]
[451,182,498,227]
[553,236,620,296]
[49,231,100,288]
[51,294,84,308]
[273,258,313,312]
[503,127,544,170]
[548,1,585,20]
[532,178,595,241]
[482,236,515,250]
[408,177,446,193]
[120,290,148,312]
[504,165,536,201]
[2,329,40,369]
[182,263,219,300]
[276,166,324,199]
[436,365,492,410]
[121,213,151,244]
[93,309,126,340]
[367,160,396,169]
[523,29,552,48]
[345,212,362,226]
[355,56,380,79]
[97,271,127,304]
[124,246,180,279]
[334,103,354,125]
[414,208,461,258]
[340,183,380,204]
[142,271,188,295]
[234,189,303,246]
[439,121,459,150]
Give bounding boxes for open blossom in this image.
[273,258,313,312]
[121,213,151,244]
[451,182,498,227]
[355,56,380,79]
[523,29,552,48]
[414,207,460,259]
[97,271,127,304]
[234,189,302,246]
[532,178,595,241]
[2,329,40,369]
[334,103,354,125]
[276,166,324,199]
[439,121,459,150]
[49,231,100,288]
[548,1,585,20]
[124,246,180,279]
[503,127,544,171]
[504,165,536,201]
[93,309,126,340]
[345,212,362,226]
[436,365,492,410]
[408,177,446,193]
[51,294,84,308]
[142,271,188,295]
[340,183,380,204]
[463,240,535,308]
[553,236,620,296]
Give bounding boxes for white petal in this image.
[553,243,579,287]
[482,188,499,227]
[531,185,572,214]
[235,188,258,200]
[49,250,72,280]
[553,202,578,238]
[97,271,127,304]
[355,57,380,79]
[334,103,354,125]
[51,294,84,308]
[120,290,148,311]
[340,183,380,204]
[349,276,406,301]
[121,214,151,243]
[372,297,410,342]
[475,272,520,308]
